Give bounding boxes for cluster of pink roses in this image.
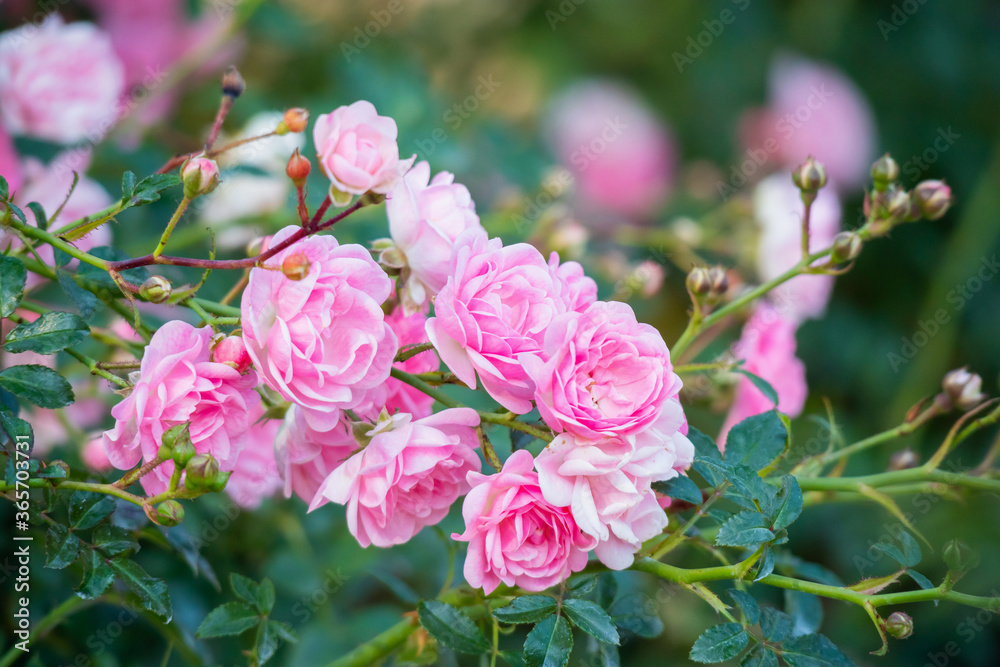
[101,99,694,595]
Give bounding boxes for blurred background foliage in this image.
[3,0,1000,665]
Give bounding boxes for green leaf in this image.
[3,311,90,354]
[725,411,787,470]
[93,524,139,557]
[754,548,776,582]
[728,590,760,625]
[256,619,291,664]
[741,646,780,667]
[77,549,115,599]
[784,591,823,636]
[689,427,722,460]
[721,462,775,511]
[128,174,181,207]
[759,607,794,643]
[592,641,620,667]
[907,569,934,590]
[563,599,619,645]
[494,595,559,624]
[871,541,907,567]
[608,593,662,639]
[80,247,150,287]
[26,202,47,231]
[566,575,598,598]
[652,475,702,505]
[56,270,100,318]
[257,578,276,614]
[231,573,261,604]
[689,623,749,663]
[523,615,573,667]
[776,554,844,587]
[6,201,25,223]
[0,365,75,409]
[417,600,491,654]
[897,531,922,567]
[161,525,218,589]
[196,601,259,638]
[770,476,803,530]
[0,255,27,318]
[780,633,854,666]
[736,368,779,406]
[70,491,116,530]
[0,174,8,200]
[0,407,33,451]
[45,524,81,569]
[121,171,138,199]
[37,462,67,479]
[716,511,773,548]
[109,558,172,620]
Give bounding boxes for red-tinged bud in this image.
[139,276,172,303]
[885,612,913,640]
[830,231,862,263]
[212,336,252,374]
[791,157,828,193]
[281,252,310,281]
[184,453,220,492]
[686,266,711,297]
[221,66,246,98]
[286,148,311,186]
[942,367,985,411]
[277,107,309,135]
[181,154,220,199]
[913,180,952,220]
[153,500,185,526]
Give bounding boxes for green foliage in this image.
[3,311,90,354]
[0,365,75,408]
[121,172,182,208]
[417,600,491,654]
[562,599,619,646]
[523,615,574,667]
[494,595,559,624]
[196,574,295,665]
[0,254,26,317]
[689,623,750,663]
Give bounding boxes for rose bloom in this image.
[277,406,357,504]
[719,303,807,447]
[523,300,680,440]
[536,406,693,570]
[754,172,841,322]
[311,409,481,548]
[225,407,282,509]
[103,321,260,495]
[454,449,596,594]
[386,161,482,311]
[426,228,597,413]
[0,15,125,144]
[313,100,413,197]
[82,434,113,472]
[241,225,397,433]
[0,123,21,191]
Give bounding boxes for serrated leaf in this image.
[3,312,90,354]
[907,569,934,590]
[0,407,33,451]
[70,491,116,530]
[494,595,558,624]
[128,174,181,207]
[771,476,803,530]
[897,531,922,566]
[690,623,749,663]
[77,549,115,599]
[6,201,25,223]
[121,171,138,199]
[257,578,275,614]
[0,174,8,199]
[689,427,722,460]
[196,601,259,638]
[780,633,854,666]
[0,255,27,318]
[759,607,793,642]
[716,511,773,548]
[566,575,597,598]
[56,270,100,318]
[736,368,779,406]
[784,591,822,637]
[563,599,619,645]
[256,619,289,664]
[231,573,260,604]
[728,589,760,625]
[652,475,702,505]
[418,600,490,654]
[608,593,662,639]
[0,365,75,409]
[109,558,172,620]
[741,646,780,667]
[524,615,573,667]
[45,524,81,569]
[725,411,787,470]
[37,462,67,479]
[93,524,139,557]
[693,456,731,488]
[871,541,908,567]
[722,462,775,511]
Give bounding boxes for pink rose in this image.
[103,321,260,496]
[719,304,807,447]
[536,407,693,570]
[0,123,21,191]
[225,408,282,510]
[754,172,841,322]
[241,225,397,433]
[313,100,413,198]
[550,252,598,313]
[385,161,482,311]
[522,300,680,440]
[454,449,596,594]
[82,434,113,472]
[311,409,482,548]
[0,15,125,144]
[426,229,596,413]
[277,406,357,504]
[545,80,675,219]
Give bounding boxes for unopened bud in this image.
[830,231,862,263]
[870,154,899,192]
[885,612,913,640]
[159,423,191,461]
[707,266,729,299]
[686,267,711,297]
[277,107,309,135]
[181,154,220,199]
[791,157,828,193]
[154,500,185,527]
[184,453,220,492]
[626,260,665,298]
[888,449,919,471]
[221,66,245,98]
[246,236,270,258]
[943,539,980,572]
[286,148,311,186]
[942,367,985,411]
[884,187,911,223]
[209,470,232,493]
[139,276,172,303]
[913,180,952,220]
[281,252,310,281]
[212,336,252,374]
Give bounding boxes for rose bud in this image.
[870,154,899,192]
[707,266,729,300]
[181,154,220,199]
[913,180,953,220]
[286,148,311,186]
[888,449,919,471]
[885,612,913,640]
[278,107,309,134]
[184,453,220,492]
[212,336,253,374]
[686,266,711,297]
[139,275,172,303]
[153,500,185,527]
[942,367,986,411]
[830,231,862,263]
[791,157,828,193]
[158,422,191,461]
[943,539,980,572]
[221,66,245,98]
[281,252,310,281]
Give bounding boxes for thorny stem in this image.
[818,401,944,465]
[152,196,192,258]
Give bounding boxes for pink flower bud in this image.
[181,154,220,199]
[212,336,253,374]
[281,252,310,281]
[286,148,311,186]
[913,180,953,220]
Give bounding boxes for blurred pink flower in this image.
[0,123,21,191]
[754,171,841,322]
[454,449,596,594]
[719,304,807,447]
[311,409,481,548]
[82,434,113,472]
[545,80,675,218]
[226,408,282,510]
[103,321,260,496]
[241,225,397,433]
[386,160,482,311]
[0,15,125,144]
[277,406,356,504]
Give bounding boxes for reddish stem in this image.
[310,194,333,227]
[206,95,234,150]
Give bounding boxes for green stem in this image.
[390,368,462,408]
[324,618,419,667]
[153,196,191,258]
[477,411,554,443]
[63,348,130,388]
[796,468,1000,494]
[0,477,146,507]
[6,217,110,271]
[818,403,941,466]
